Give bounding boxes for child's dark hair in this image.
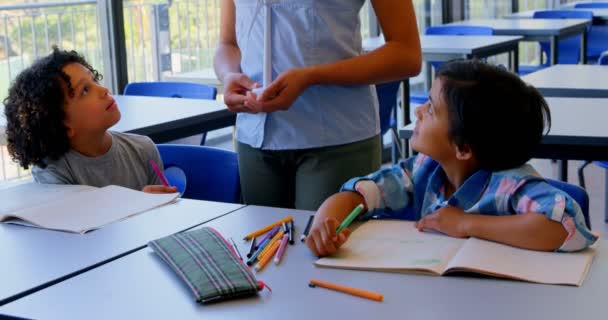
[436,59,550,171]
[3,46,102,169]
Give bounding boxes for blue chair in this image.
[578,53,608,191]
[124,82,217,145]
[413,25,494,103]
[376,81,403,163]
[157,144,241,203]
[546,178,591,229]
[599,50,608,64]
[574,3,608,62]
[574,3,608,8]
[525,10,593,73]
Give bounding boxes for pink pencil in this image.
[274,234,289,265]
[149,159,169,187]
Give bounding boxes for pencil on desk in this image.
[243,216,293,240]
[256,225,280,250]
[255,240,281,272]
[247,237,257,258]
[308,279,383,302]
[300,215,314,242]
[274,233,289,265]
[257,230,284,261]
[289,220,295,245]
[247,237,270,266]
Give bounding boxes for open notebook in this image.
[0,183,179,234]
[315,220,596,286]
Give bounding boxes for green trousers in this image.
[237,135,381,211]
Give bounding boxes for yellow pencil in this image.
[243,216,293,240]
[255,240,281,272]
[257,230,284,261]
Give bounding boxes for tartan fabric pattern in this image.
[149,227,261,303]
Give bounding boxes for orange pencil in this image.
[243,216,293,240]
[308,279,383,302]
[257,230,285,261]
[255,240,281,272]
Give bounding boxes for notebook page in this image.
[0,183,95,219]
[446,237,596,286]
[9,185,179,233]
[315,220,465,275]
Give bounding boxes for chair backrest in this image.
[375,81,401,135]
[157,144,241,203]
[533,9,593,19]
[123,82,217,100]
[425,25,493,36]
[532,10,592,65]
[545,178,591,229]
[599,50,608,64]
[574,2,608,8]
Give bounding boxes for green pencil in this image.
[336,204,364,234]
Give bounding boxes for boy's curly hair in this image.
[3,46,102,169]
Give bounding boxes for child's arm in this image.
[306,191,365,257]
[416,206,567,251]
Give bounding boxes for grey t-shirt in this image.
[32,131,163,190]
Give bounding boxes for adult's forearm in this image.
[213,44,242,83]
[305,41,422,87]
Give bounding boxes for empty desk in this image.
[111,95,234,143]
[449,19,591,64]
[522,65,608,98]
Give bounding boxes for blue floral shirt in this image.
[341,154,597,252]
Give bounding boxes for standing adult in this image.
[214,0,422,210]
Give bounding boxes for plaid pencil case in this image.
[149,227,264,304]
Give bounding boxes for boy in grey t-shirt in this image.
[32,132,164,191]
[4,47,176,194]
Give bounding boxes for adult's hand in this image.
[244,68,313,113]
[222,72,261,113]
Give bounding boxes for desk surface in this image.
[450,18,590,36]
[506,8,608,20]
[1,205,606,320]
[400,97,608,159]
[0,198,243,306]
[110,95,234,142]
[164,68,222,86]
[0,95,235,144]
[364,35,522,57]
[522,65,608,98]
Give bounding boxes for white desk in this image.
[0,198,243,306]
[164,68,223,93]
[506,8,608,24]
[0,205,605,320]
[449,19,591,64]
[522,64,608,98]
[0,95,234,145]
[364,35,523,72]
[110,95,234,143]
